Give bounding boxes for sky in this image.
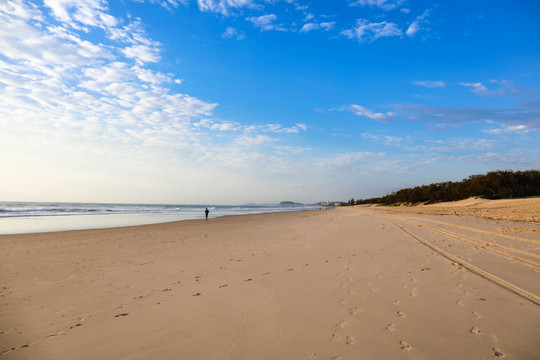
[1,0,539,205]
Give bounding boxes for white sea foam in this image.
[0,202,319,234]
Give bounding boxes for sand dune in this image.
[1,203,539,359]
[369,197,540,222]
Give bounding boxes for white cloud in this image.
[395,102,540,133]
[460,82,488,94]
[413,80,446,88]
[300,21,335,33]
[348,105,393,122]
[121,44,161,64]
[197,0,259,16]
[145,0,188,10]
[247,14,286,31]
[222,26,246,40]
[300,23,318,33]
[211,122,242,131]
[341,19,402,42]
[315,152,384,172]
[244,123,307,134]
[0,1,223,197]
[348,0,404,11]
[406,9,430,38]
[362,133,411,147]
[484,124,530,134]
[43,0,118,31]
[0,0,43,20]
[235,134,275,146]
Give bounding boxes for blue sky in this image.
[1,0,539,204]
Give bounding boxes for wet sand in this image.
[1,201,539,359]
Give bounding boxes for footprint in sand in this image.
[219,284,228,288]
[332,333,342,343]
[493,347,505,358]
[338,299,346,307]
[400,340,411,350]
[115,313,129,317]
[457,300,464,306]
[385,323,396,332]
[46,330,64,338]
[472,311,482,319]
[301,352,317,359]
[345,336,356,346]
[470,327,481,335]
[397,311,406,318]
[349,307,363,316]
[392,300,400,307]
[330,356,342,360]
[336,320,349,328]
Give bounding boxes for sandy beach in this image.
[1,199,539,359]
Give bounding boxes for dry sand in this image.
[369,197,540,222]
[1,200,539,359]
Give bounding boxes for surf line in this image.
[381,215,540,307]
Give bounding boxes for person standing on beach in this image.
[205,208,209,221]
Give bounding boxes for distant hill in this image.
[279,201,304,206]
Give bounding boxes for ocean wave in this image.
[0,202,318,218]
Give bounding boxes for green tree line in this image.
[357,170,540,206]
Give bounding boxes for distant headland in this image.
[279,201,304,206]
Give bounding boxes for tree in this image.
[357,170,540,205]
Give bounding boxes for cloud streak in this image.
[406,9,430,38]
[413,80,446,88]
[341,19,402,42]
[348,0,404,11]
[247,14,286,31]
[348,105,395,122]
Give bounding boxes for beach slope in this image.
[1,203,539,359]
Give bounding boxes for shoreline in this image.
[0,208,324,236]
[1,204,539,359]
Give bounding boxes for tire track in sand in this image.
[380,215,540,307]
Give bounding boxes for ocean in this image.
[0,201,320,235]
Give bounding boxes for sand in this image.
[369,197,540,222]
[1,200,539,359]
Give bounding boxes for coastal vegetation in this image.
[355,170,540,206]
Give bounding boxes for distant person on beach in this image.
[205,208,209,221]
